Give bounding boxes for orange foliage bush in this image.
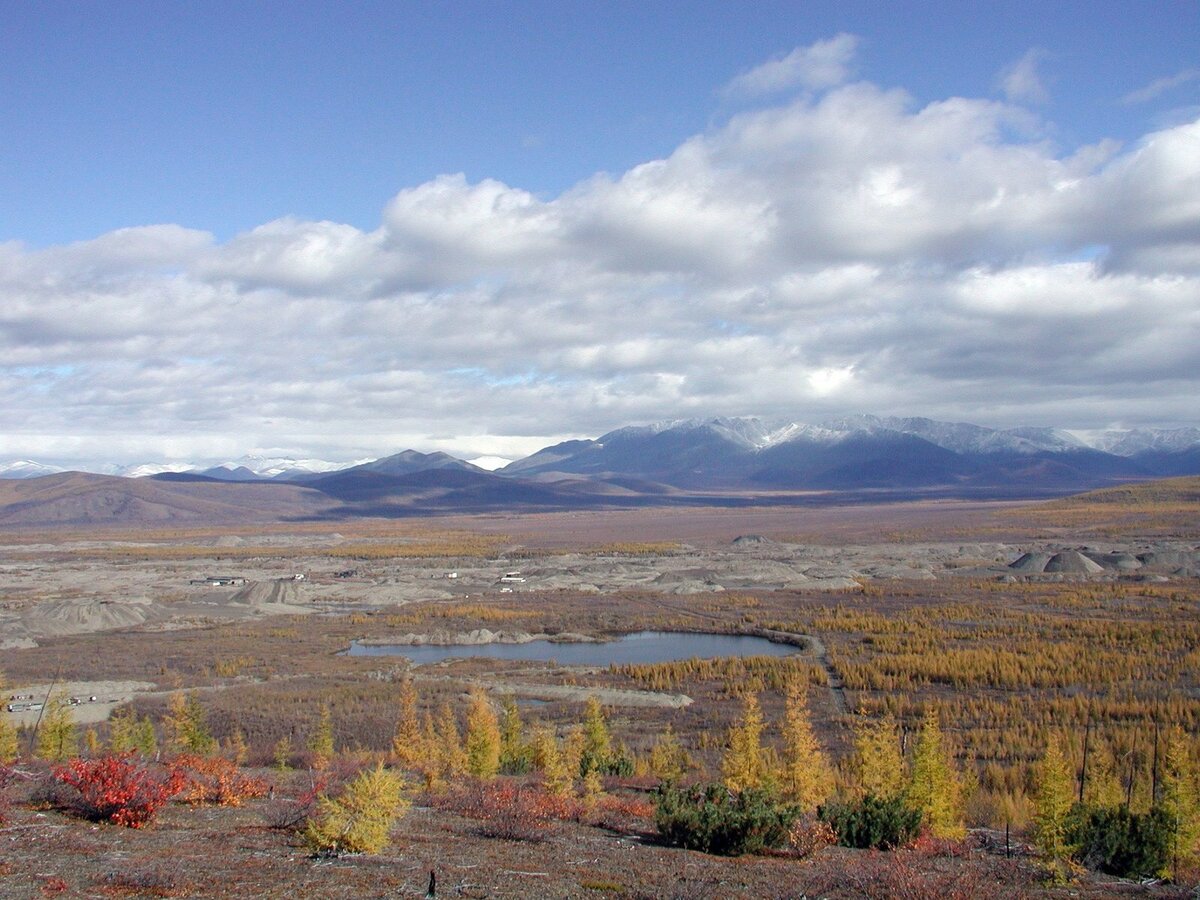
[170,754,270,807]
[581,793,657,832]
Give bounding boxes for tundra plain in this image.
[1,484,1198,897]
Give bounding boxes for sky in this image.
[1,1,1198,468]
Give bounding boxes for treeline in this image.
[613,655,826,695]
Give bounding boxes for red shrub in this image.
[581,793,657,833]
[437,780,581,842]
[55,754,184,828]
[905,831,971,858]
[262,773,328,831]
[169,754,270,807]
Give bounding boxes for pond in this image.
[343,630,799,666]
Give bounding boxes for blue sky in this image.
[1,2,1198,468]
[5,1,1195,246]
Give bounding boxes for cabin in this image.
[190,575,247,587]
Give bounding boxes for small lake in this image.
[343,630,799,666]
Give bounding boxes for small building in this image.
[191,575,247,587]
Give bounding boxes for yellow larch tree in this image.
[1160,727,1200,867]
[851,711,905,799]
[649,724,690,784]
[581,695,612,776]
[905,708,965,839]
[435,702,467,779]
[1033,733,1076,875]
[721,692,771,792]
[308,704,335,770]
[498,693,529,774]
[464,687,501,779]
[35,693,78,763]
[778,679,834,810]
[534,727,573,796]
[391,677,423,768]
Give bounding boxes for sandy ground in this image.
[2,679,157,727]
[2,531,1194,652]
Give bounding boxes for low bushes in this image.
[653,783,799,856]
[818,794,924,850]
[1068,805,1175,879]
[437,780,579,842]
[54,754,185,828]
[170,754,270,807]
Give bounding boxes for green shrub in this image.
[818,794,923,850]
[1068,805,1173,879]
[653,782,799,856]
[601,747,635,778]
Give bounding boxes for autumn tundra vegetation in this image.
[2,654,1198,888]
[1,491,1200,895]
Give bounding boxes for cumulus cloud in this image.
[723,34,858,98]
[998,48,1050,105]
[2,34,1198,467]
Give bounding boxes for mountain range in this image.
[2,416,1199,526]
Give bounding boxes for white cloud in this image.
[1121,68,1200,105]
[723,34,858,98]
[2,35,1199,468]
[998,48,1050,105]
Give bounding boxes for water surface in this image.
[344,630,798,666]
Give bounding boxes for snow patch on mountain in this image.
[0,460,67,479]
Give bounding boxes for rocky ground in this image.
[2,524,1196,650]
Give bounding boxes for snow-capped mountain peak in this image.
[0,459,67,478]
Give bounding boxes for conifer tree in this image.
[779,679,834,810]
[225,728,248,765]
[581,695,612,776]
[305,763,409,855]
[649,724,689,784]
[108,704,139,754]
[391,677,422,768]
[582,766,604,804]
[435,702,467,779]
[273,735,293,772]
[562,726,585,787]
[163,691,216,755]
[133,715,157,758]
[1160,727,1200,867]
[721,692,770,792]
[35,694,77,762]
[308,704,335,770]
[534,727,573,796]
[464,687,501,779]
[416,711,443,790]
[853,712,905,799]
[1082,737,1125,810]
[1033,733,1076,872]
[905,708,965,839]
[83,727,101,755]
[498,693,530,774]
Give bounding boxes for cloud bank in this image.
[2,37,1199,466]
